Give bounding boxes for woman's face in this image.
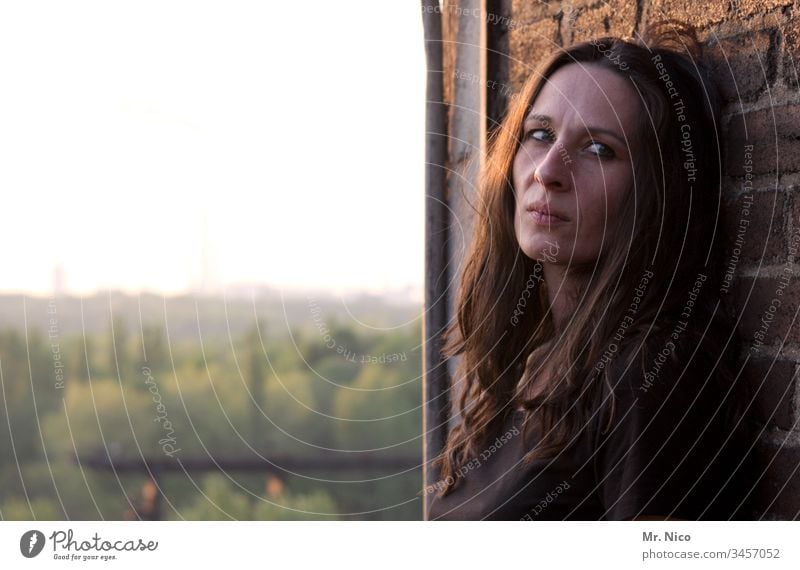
[512,62,640,266]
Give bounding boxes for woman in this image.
[425,21,757,521]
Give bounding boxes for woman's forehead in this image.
[527,63,640,136]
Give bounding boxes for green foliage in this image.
[251,489,339,521]
[137,324,169,374]
[0,302,424,520]
[1,497,61,521]
[178,474,252,520]
[176,473,340,521]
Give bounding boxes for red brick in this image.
[782,11,800,86]
[508,18,561,91]
[744,358,797,430]
[733,0,792,18]
[725,105,800,177]
[723,190,787,265]
[792,191,800,250]
[753,437,800,519]
[733,275,800,349]
[706,30,776,103]
[645,0,729,29]
[566,2,637,44]
[510,0,562,26]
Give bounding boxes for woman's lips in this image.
[528,209,569,226]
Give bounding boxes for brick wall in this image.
[440,0,800,519]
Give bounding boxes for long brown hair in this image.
[432,20,743,498]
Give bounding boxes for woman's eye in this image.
[525,128,553,142]
[586,141,615,158]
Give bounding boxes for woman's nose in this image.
[532,143,571,191]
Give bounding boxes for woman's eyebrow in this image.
[523,113,627,147]
[524,113,551,125]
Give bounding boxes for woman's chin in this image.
[519,237,563,262]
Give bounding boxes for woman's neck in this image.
[541,262,578,331]
[514,262,585,410]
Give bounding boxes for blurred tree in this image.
[251,487,339,521]
[0,305,424,521]
[0,497,61,520]
[245,320,267,450]
[333,362,422,450]
[0,330,47,463]
[108,315,130,385]
[136,324,168,374]
[0,330,28,403]
[179,474,252,520]
[81,335,98,381]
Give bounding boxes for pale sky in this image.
[0,1,426,301]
